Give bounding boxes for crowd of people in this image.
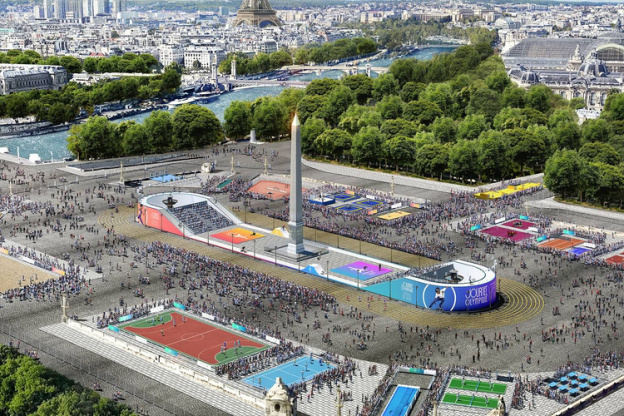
[215,343,304,379]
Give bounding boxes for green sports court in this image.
[442,393,499,409]
[449,378,507,394]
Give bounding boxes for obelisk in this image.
[288,114,304,254]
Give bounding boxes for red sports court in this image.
[119,311,268,365]
[481,226,533,242]
[538,237,584,251]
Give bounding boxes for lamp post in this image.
[253,239,256,260]
[178,222,185,240]
[326,260,329,281]
[231,233,234,252]
[357,269,360,291]
[274,245,278,265]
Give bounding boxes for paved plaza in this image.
[1,140,624,416]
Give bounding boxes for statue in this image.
[265,377,296,416]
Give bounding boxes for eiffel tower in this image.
[233,0,281,27]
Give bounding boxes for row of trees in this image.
[218,50,293,75]
[67,104,223,159]
[0,49,158,74]
[293,37,378,65]
[359,19,498,50]
[221,42,624,189]
[0,345,134,416]
[0,67,181,124]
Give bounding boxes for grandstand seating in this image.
[169,201,233,235]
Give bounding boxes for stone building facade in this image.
[0,64,68,95]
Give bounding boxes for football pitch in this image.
[442,393,499,409]
[448,378,507,394]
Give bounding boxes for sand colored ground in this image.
[0,254,56,292]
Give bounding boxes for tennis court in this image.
[606,254,624,265]
[449,378,507,394]
[117,311,270,365]
[247,181,304,200]
[242,356,334,389]
[538,237,584,250]
[442,393,499,409]
[481,226,533,242]
[381,385,420,416]
[378,211,411,221]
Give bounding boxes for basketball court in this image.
[538,237,584,250]
[211,228,264,244]
[481,226,533,242]
[378,211,411,221]
[118,311,270,365]
[0,253,57,292]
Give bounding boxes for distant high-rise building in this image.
[68,0,83,20]
[233,0,280,27]
[82,0,93,17]
[93,0,109,14]
[219,6,229,16]
[33,5,44,18]
[43,0,53,18]
[54,0,67,19]
[111,0,126,14]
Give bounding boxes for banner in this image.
[202,313,215,321]
[135,336,148,344]
[391,203,402,209]
[366,194,377,200]
[118,313,133,323]
[173,302,186,310]
[563,230,575,236]
[519,215,530,220]
[0,247,8,254]
[52,267,66,276]
[232,323,247,332]
[367,210,377,215]
[21,256,35,265]
[410,203,420,209]
[345,190,355,195]
[150,305,164,313]
[164,347,178,356]
[265,335,281,345]
[536,236,548,242]
[197,360,211,370]
[494,217,506,224]
[108,325,120,332]
[470,224,482,231]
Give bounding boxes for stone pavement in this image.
[302,159,544,195]
[41,322,265,416]
[527,197,624,222]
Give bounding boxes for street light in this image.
[326,260,329,282]
[357,269,360,291]
[253,239,256,260]
[231,233,234,252]
[178,222,185,240]
[274,245,278,265]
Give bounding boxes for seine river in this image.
[2,46,457,160]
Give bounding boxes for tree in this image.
[296,95,328,124]
[253,98,288,140]
[224,101,252,140]
[400,82,425,103]
[314,129,352,160]
[59,56,82,73]
[341,74,373,105]
[466,88,501,121]
[277,88,305,116]
[161,68,181,93]
[457,114,487,141]
[581,119,610,143]
[6,94,29,119]
[324,86,355,126]
[144,110,173,153]
[302,117,325,154]
[305,78,340,96]
[449,139,479,182]
[372,74,399,101]
[377,95,404,120]
[579,142,621,165]
[269,50,292,68]
[380,118,419,140]
[477,131,511,181]
[66,116,116,159]
[553,122,581,151]
[431,117,457,144]
[389,59,416,87]
[121,123,149,155]
[415,143,449,179]
[382,136,416,170]
[172,104,223,149]
[485,71,510,93]
[352,126,383,166]
[589,162,624,205]
[549,108,577,128]
[544,149,587,199]
[525,85,552,113]
[83,57,98,73]
[403,100,442,125]
[504,128,547,174]
[47,103,74,125]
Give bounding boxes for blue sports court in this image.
[242,356,334,389]
[333,193,359,202]
[354,199,382,208]
[567,247,591,256]
[336,205,363,212]
[151,174,180,183]
[381,385,420,416]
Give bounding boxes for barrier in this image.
[494,217,506,224]
[398,366,436,376]
[51,267,66,276]
[232,323,247,332]
[108,325,120,332]
[470,224,482,231]
[20,256,35,265]
[391,203,402,209]
[202,313,215,321]
[173,302,186,310]
[118,314,133,323]
[150,305,164,313]
[265,335,281,345]
[136,336,148,344]
[164,347,178,356]
[367,210,378,215]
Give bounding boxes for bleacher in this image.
[169,201,234,235]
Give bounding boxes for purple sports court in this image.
[481,226,533,242]
[502,220,536,230]
[331,261,391,280]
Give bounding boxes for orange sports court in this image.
[538,237,584,250]
[211,228,264,244]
